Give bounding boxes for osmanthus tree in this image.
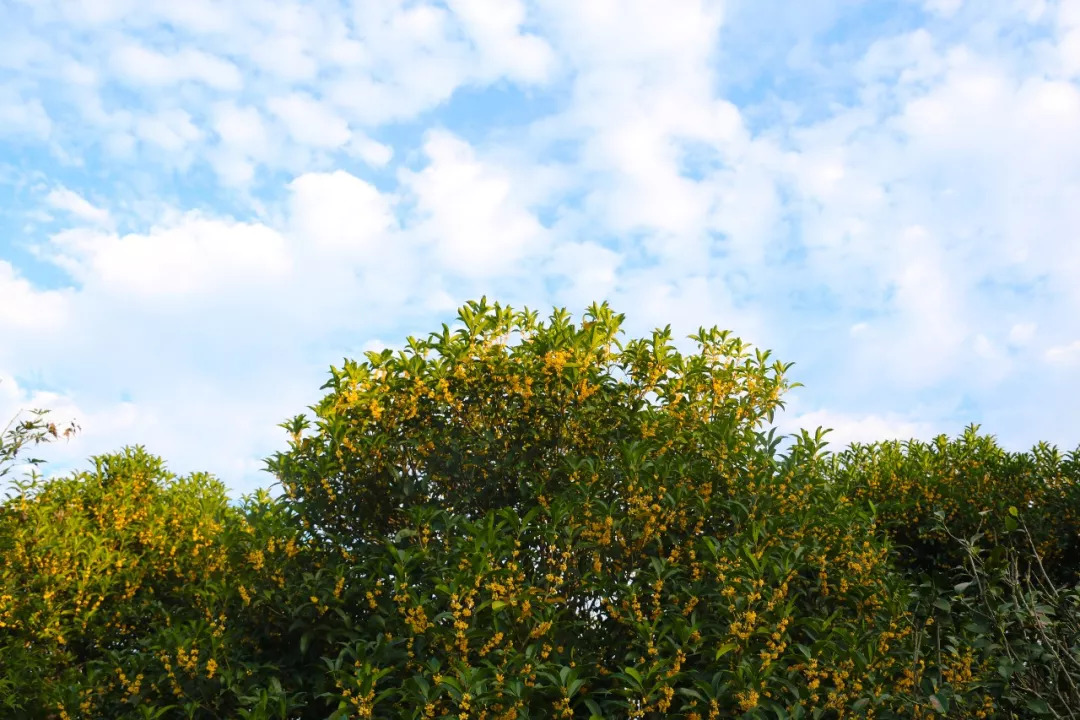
[0,418,317,718]
[826,430,1080,583]
[6,299,1075,719]
[825,431,1080,718]
[265,298,984,719]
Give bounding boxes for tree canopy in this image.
[2,299,1078,719]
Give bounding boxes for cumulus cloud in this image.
[3,0,1080,490]
[545,241,622,308]
[402,131,547,279]
[0,262,70,332]
[208,102,273,185]
[288,171,397,257]
[46,216,292,299]
[134,108,202,154]
[267,93,352,150]
[446,0,556,83]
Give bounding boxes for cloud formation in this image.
[2,0,1078,493]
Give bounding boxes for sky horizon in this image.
[3,0,1079,494]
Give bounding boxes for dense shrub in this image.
[2,299,1077,718]
[939,512,1080,718]
[0,428,315,718]
[827,430,1080,583]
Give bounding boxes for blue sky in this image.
[2,0,1080,494]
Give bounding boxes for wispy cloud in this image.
[1046,340,1080,367]
[45,187,111,227]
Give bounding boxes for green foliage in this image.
[927,511,1080,718]
[2,299,1078,719]
[827,428,1080,583]
[0,441,315,718]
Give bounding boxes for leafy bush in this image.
[2,299,1078,719]
[262,299,958,718]
[827,430,1080,583]
[932,510,1080,718]
[0,434,314,718]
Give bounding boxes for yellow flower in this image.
[737,689,759,712]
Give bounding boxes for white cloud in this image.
[608,271,756,354]
[155,1,234,34]
[58,0,139,26]
[247,35,319,82]
[537,0,723,71]
[46,216,291,299]
[1061,12,1080,78]
[765,15,1080,403]
[1008,322,1037,346]
[110,45,243,90]
[524,0,756,281]
[324,0,559,128]
[345,134,394,167]
[970,333,1012,387]
[0,87,52,139]
[288,171,396,257]
[446,0,556,83]
[1046,340,1080,366]
[45,187,111,227]
[134,108,202,153]
[886,225,967,384]
[209,102,273,185]
[4,0,1080,491]
[267,92,351,149]
[3,0,564,186]
[402,131,547,278]
[923,0,964,17]
[212,102,271,155]
[0,261,70,332]
[857,28,942,88]
[546,241,621,307]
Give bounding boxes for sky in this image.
[2,0,1079,495]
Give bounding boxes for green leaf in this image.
[929,694,949,714]
[1024,698,1051,715]
[715,642,737,660]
